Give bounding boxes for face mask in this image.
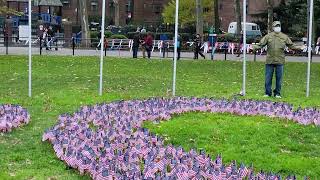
[273,27,281,33]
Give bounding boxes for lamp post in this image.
[99,0,106,96]
[241,0,247,96]
[172,0,179,96]
[306,0,314,97]
[28,0,32,97]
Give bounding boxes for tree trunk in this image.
[114,0,120,26]
[196,0,203,38]
[79,0,89,47]
[214,0,220,33]
[267,0,274,33]
[234,0,242,35]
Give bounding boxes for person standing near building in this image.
[132,32,140,58]
[253,21,298,98]
[43,27,49,50]
[193,34,205,59]
[160,34,168,58]
[209,33,218,60]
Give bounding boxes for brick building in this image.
[218,0,281,31]
[3,0,281,30]
[58,0,170,26]
[3,0,170,26]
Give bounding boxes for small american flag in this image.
[42,97,308,179]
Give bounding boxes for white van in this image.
[228,22,262,38]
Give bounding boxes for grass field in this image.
[0,55,320,179]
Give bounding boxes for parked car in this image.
[228,22,262,38]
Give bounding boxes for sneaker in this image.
[263,94,271,98]
[275,95,282,99]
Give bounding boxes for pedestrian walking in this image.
[174,34,182,60]
[145,32,153,59]
[96,30,103,51]
[42,27,49,50]
[132,32,140,58]
[160,34,168,58]
[193,34,205,59]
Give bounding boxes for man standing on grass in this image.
[253,21,298,99]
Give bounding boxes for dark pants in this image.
[194,48,205,59]
[145,45,152,59]
[237,43,242,57]
[265,64,284,96]
[162,47,166,58]
[147,50,151,59]
[177,48,181,60]
[133,46,138,58]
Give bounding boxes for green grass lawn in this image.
[0,55,320,179]
[144,113,320,179]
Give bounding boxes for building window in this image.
[126,4,130,13]
[33,0,40,6]
[91,1,98,12]
[153,4,162,14]
[126,0,133,12]
[246,0,249,14]
[62,0,70,7]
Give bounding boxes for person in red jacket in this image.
[144,32,154,59]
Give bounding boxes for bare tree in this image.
[79,0,90,47]
[196,0,204,37]
[234,0,242,35]
[234,0,242,57]
[214,0,220,33]
[267,0,274,33]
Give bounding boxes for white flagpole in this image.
[172,0,179,96]
[241,0,247,96]
[306,0,313,97]
[99,0,106,96]
[28,0,32,97]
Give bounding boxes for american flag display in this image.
[43,97,315,179]
[0,104,30,133]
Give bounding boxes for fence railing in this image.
[0,35,313,58]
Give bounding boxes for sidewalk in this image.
[0,46,317,63]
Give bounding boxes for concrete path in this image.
[1,46,318,63]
